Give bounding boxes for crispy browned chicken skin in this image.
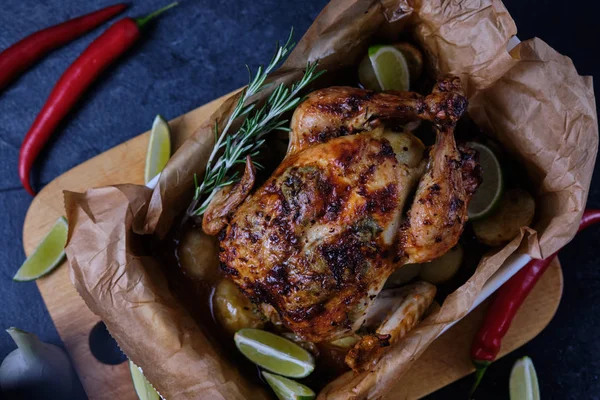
[212,76,480,353]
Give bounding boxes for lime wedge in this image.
[262,371,315,400]
[129,360,160,400]
[467,141,504,221]
[358,45,410,91]
[14,216,68,281]
[144,115,172,184]
[509,356,540,400]
[234,328,315,378]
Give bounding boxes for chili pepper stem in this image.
[469,360,490,398]
[134,2,179,29]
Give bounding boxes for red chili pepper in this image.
[0,4,127,92]
[18,3,178,196]
[470,209,600,396]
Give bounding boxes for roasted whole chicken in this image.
[203,76,481,371]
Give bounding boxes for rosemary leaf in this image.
[187,30,325,218]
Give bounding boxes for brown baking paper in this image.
[64,0,598,398]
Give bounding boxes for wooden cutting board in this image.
[22,92,563,400]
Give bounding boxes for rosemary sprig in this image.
[187,31,324,217]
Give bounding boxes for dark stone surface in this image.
[0,1,597,399]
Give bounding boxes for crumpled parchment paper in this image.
[64,0,598,398]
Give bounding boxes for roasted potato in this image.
[213,279,265,335]
[419,243,463,284]
[177,227,220,283]
[383,130,426,168]
[384,263,422,288]
[394,43,423,80]
[472,188,535,246]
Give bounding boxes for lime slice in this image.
[234,328,315,378]
[467,141,504,220]
[262,371,315,400]
[144,115,172,184]
[509,356,540,400]
[14,216,68,281]
[129,360,160,400]
[358,45,410,91]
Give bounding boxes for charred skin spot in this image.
[395,104,409,113]
[269,234,280,244]
[319,221,381,289]
[359,165,377,185]
[282,167,309,197]
[448,157,462,170]
[316,173,334,196]
[320,236,368,287]
[376,141,395,158]
[263,179,280,194]
[363,91,375,100]
[446,196,466,227]
[338,125,349,137]
[325,198,343,220]
[315,101,346,116]
[362,184,398,214]
[434,76,462,93]
[220,262,239,277]
[310,125,354,146]
[321,241,363,287]
[450,196,464,212]
[418,184,442,206]
[266,264,292,296]
[246,281,277,307]
[333,141,362,170]
[458,144,482,197]
[310,128,336,145]
[448,94,468,119]
[286,302,326,323]
[280,166,332,225]
[427,91,468,126]
[278,161,353,225]
[346,95,363,113]
[313,92,368,119]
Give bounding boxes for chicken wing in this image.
[288,76,467,155]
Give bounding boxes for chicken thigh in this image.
[208,76,480,370]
